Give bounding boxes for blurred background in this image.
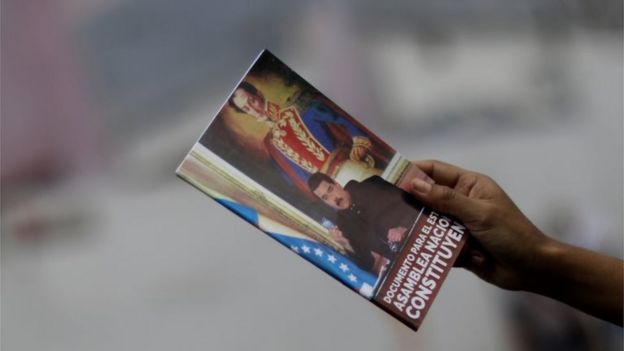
[2,0,622,350]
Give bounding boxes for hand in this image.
[408,160,549,291]
[329,227,351,250]
[349,136,371,161]
[371,251,390,276]
[387,226,407,243]
[408,160,623,325]
[396,163,434,192]
[328,227,343,239]
[349,144,368,161]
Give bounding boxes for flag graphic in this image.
[215,197,379,298]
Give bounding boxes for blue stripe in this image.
[215,198,259,225]
[214,196,377,296]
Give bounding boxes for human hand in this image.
[371,251,390,276]
[329,227,342,238]
[408,160,550,291]
[387,226,407,243]
[329,227,351,249]
[349,145,368,161]
[349,136,371,161]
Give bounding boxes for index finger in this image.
[413,160,470,187]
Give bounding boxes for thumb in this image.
[410,178,482,223]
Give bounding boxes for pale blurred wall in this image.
[2,1,622,351]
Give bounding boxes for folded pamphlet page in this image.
[176,50,467,331]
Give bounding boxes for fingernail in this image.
[412,178,432,193]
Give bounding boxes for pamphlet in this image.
[176,50,467,331]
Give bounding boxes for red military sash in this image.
[269,106,330,173]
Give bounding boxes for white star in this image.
[348,274,357,282]
[339,263,349,272]
[327,255,337,264]
[301,245,311,254]
[290,246,299,253]
[314,248,323,257]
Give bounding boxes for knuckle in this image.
[464,172,479,183]
[439,186,456,201]
[471,171,487,181]
[480,174,496,185]
[432,186,456,214]
[456,173,479,195]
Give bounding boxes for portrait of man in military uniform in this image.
[226,79,392,197]
[198,50,401,248]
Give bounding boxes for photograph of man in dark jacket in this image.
[308,172,422,275]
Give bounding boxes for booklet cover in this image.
[176,50,467,331]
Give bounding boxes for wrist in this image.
[536,236,567,265]
[524,234,569,294]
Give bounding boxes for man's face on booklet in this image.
[231,86,266,119]
[313,180,352,210]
